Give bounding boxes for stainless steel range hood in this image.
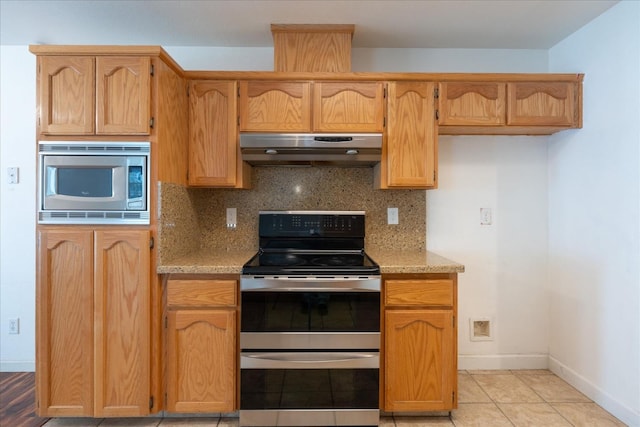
[240,133,382,167]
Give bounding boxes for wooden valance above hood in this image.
[271,24,355,72]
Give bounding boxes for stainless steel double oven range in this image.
[240,211,381,426]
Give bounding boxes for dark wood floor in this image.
[0,372,49,427]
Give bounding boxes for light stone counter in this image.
[158,249,464,275]
[366,249,465,274]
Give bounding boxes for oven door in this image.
[240,277,380,350]
[240,352,379,426]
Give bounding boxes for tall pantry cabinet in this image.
[31,46,189,417]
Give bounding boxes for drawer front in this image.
[167,279,237,307]
[384,279,453,306]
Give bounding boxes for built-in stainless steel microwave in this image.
[38,141,150,225]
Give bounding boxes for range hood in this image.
[240,133,382,167]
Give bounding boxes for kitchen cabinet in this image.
[165,277,238,413]
[507,81,578,126]
[439,82,506,126]
[239,81,384,132]
[377,81,437,189]
[36,228,151,417]
[189,80,250,188]
[38,56,151,135]
[383,275,457,412]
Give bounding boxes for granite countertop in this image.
[158,249,464,275]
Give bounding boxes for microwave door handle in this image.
[46,166,56,196]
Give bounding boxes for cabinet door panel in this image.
[96,56,151,134]
[167,310,236,413]
[239,81,311,131]
[94,230,150,417]
[384,82,437,188]
[39,56,95,135]
[313,82,384,132]
[439,82,506,126]
[189,81,239,187]
[37,230,94,416]
[507,82,575,126]
[385,310,454,411]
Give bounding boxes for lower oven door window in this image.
[241,352,379,410]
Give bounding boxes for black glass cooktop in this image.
[242,250,380,276]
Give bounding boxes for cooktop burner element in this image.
[242,210,380,277]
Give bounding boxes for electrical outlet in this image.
[480,208,492,225]
[387,207,399,225]
[226,207,237,229]
[7,167,19,184]
[9,318,20,334]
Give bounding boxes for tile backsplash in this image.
[158,167,426,262]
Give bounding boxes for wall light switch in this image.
[226,208,237,229]
[387,207,399,225]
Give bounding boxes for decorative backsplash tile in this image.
[159,167,426,262]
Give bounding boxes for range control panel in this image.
[258,211,365,238]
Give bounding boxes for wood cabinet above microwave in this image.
[239,81,385,133]
[37,55,152,135]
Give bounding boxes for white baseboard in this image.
[459,354,549,370]
[1,361,35,372]
[548,356,639,427]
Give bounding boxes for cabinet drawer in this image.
[167,279,237,307]
[385,280,453,306]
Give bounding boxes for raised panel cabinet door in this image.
[439,82,506,126]
[239,81,312,131]
[313,82,384,132]
[93,230,150,417]
[96,56,151,134]
[384,82,437,188]
[507,82,576,126]
[189,80,239,187]
[166,310,237,413]
[384,310,455,412]
[36,229,94,416]
[38,56,95,135]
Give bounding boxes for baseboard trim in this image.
[548,356,639,427]
[458,354,549,370]
[1,361,35,372]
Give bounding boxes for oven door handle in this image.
[241,352,379,369]
[241,277,381,292]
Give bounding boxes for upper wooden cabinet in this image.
[439,82,506,126]
[38,56,151,135]
[239,81,384,132]
[239,81,311,132]
[507,81,577,126]
[439,79,582,134]
[189,80,250,188]
[377,81,437,189]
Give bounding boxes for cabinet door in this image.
[313,82,384,132]
[94,230,150,417]
[507,82,576,126]
[383,82,437,188]
[36,230,94,416]
[166,310,237,413]
[439,82,506,126]
[38,56,95,135]
[239,81,312,131]
[189,80,241,187]
[385,310,455,411]
[96,56,151,134]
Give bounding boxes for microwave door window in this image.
[56,167,113,197]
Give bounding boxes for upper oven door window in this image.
[241,291,380,333]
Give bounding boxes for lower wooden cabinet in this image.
[382,275,457,412]
[165,277,238,413]
[36,228,151,417]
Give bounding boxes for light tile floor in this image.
[42,370,627,426]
